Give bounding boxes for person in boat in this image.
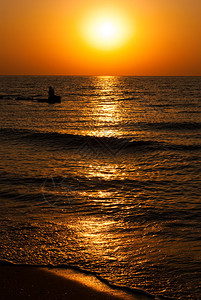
[48,86,61,103]
[48,86,55,101]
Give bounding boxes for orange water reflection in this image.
[86,76,124,137]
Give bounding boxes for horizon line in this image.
[0,74,201,77]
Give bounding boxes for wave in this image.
[132,121,201,131]
[0,260,176,300]
[1,127,201,154]
[0,128,158,154]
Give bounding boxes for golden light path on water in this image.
[57,76,146,139]
[68,77,149,274]
[84,76,124,137]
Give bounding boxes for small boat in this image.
[37,96,61,104]
[15,87,61,104]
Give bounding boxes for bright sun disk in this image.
[80,8,133,51]
[98,21,116,39]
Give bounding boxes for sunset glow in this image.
[1,0,201,75]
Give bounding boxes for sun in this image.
[91,17,121,49]
[98,21,116,40]
[80,8,133,51]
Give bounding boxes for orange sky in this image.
[1,0,201,75]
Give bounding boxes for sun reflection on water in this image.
[88,163,119,180]
[86,76,124,137]
[75,217,122,261]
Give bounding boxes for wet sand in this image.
[0,266,155,300]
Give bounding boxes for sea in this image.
[0,76,201,299]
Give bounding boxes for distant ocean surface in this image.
[0,76,201,299]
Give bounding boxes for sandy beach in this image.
[0,266,155,300]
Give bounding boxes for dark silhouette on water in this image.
[15,87,61,104]
[47,86,61,104]
[37,87,61,104]
[48,86,55,100]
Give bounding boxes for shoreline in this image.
[0,264,175,300]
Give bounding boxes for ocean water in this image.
[0,76,201,299]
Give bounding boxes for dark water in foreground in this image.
[0,76,201,299]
